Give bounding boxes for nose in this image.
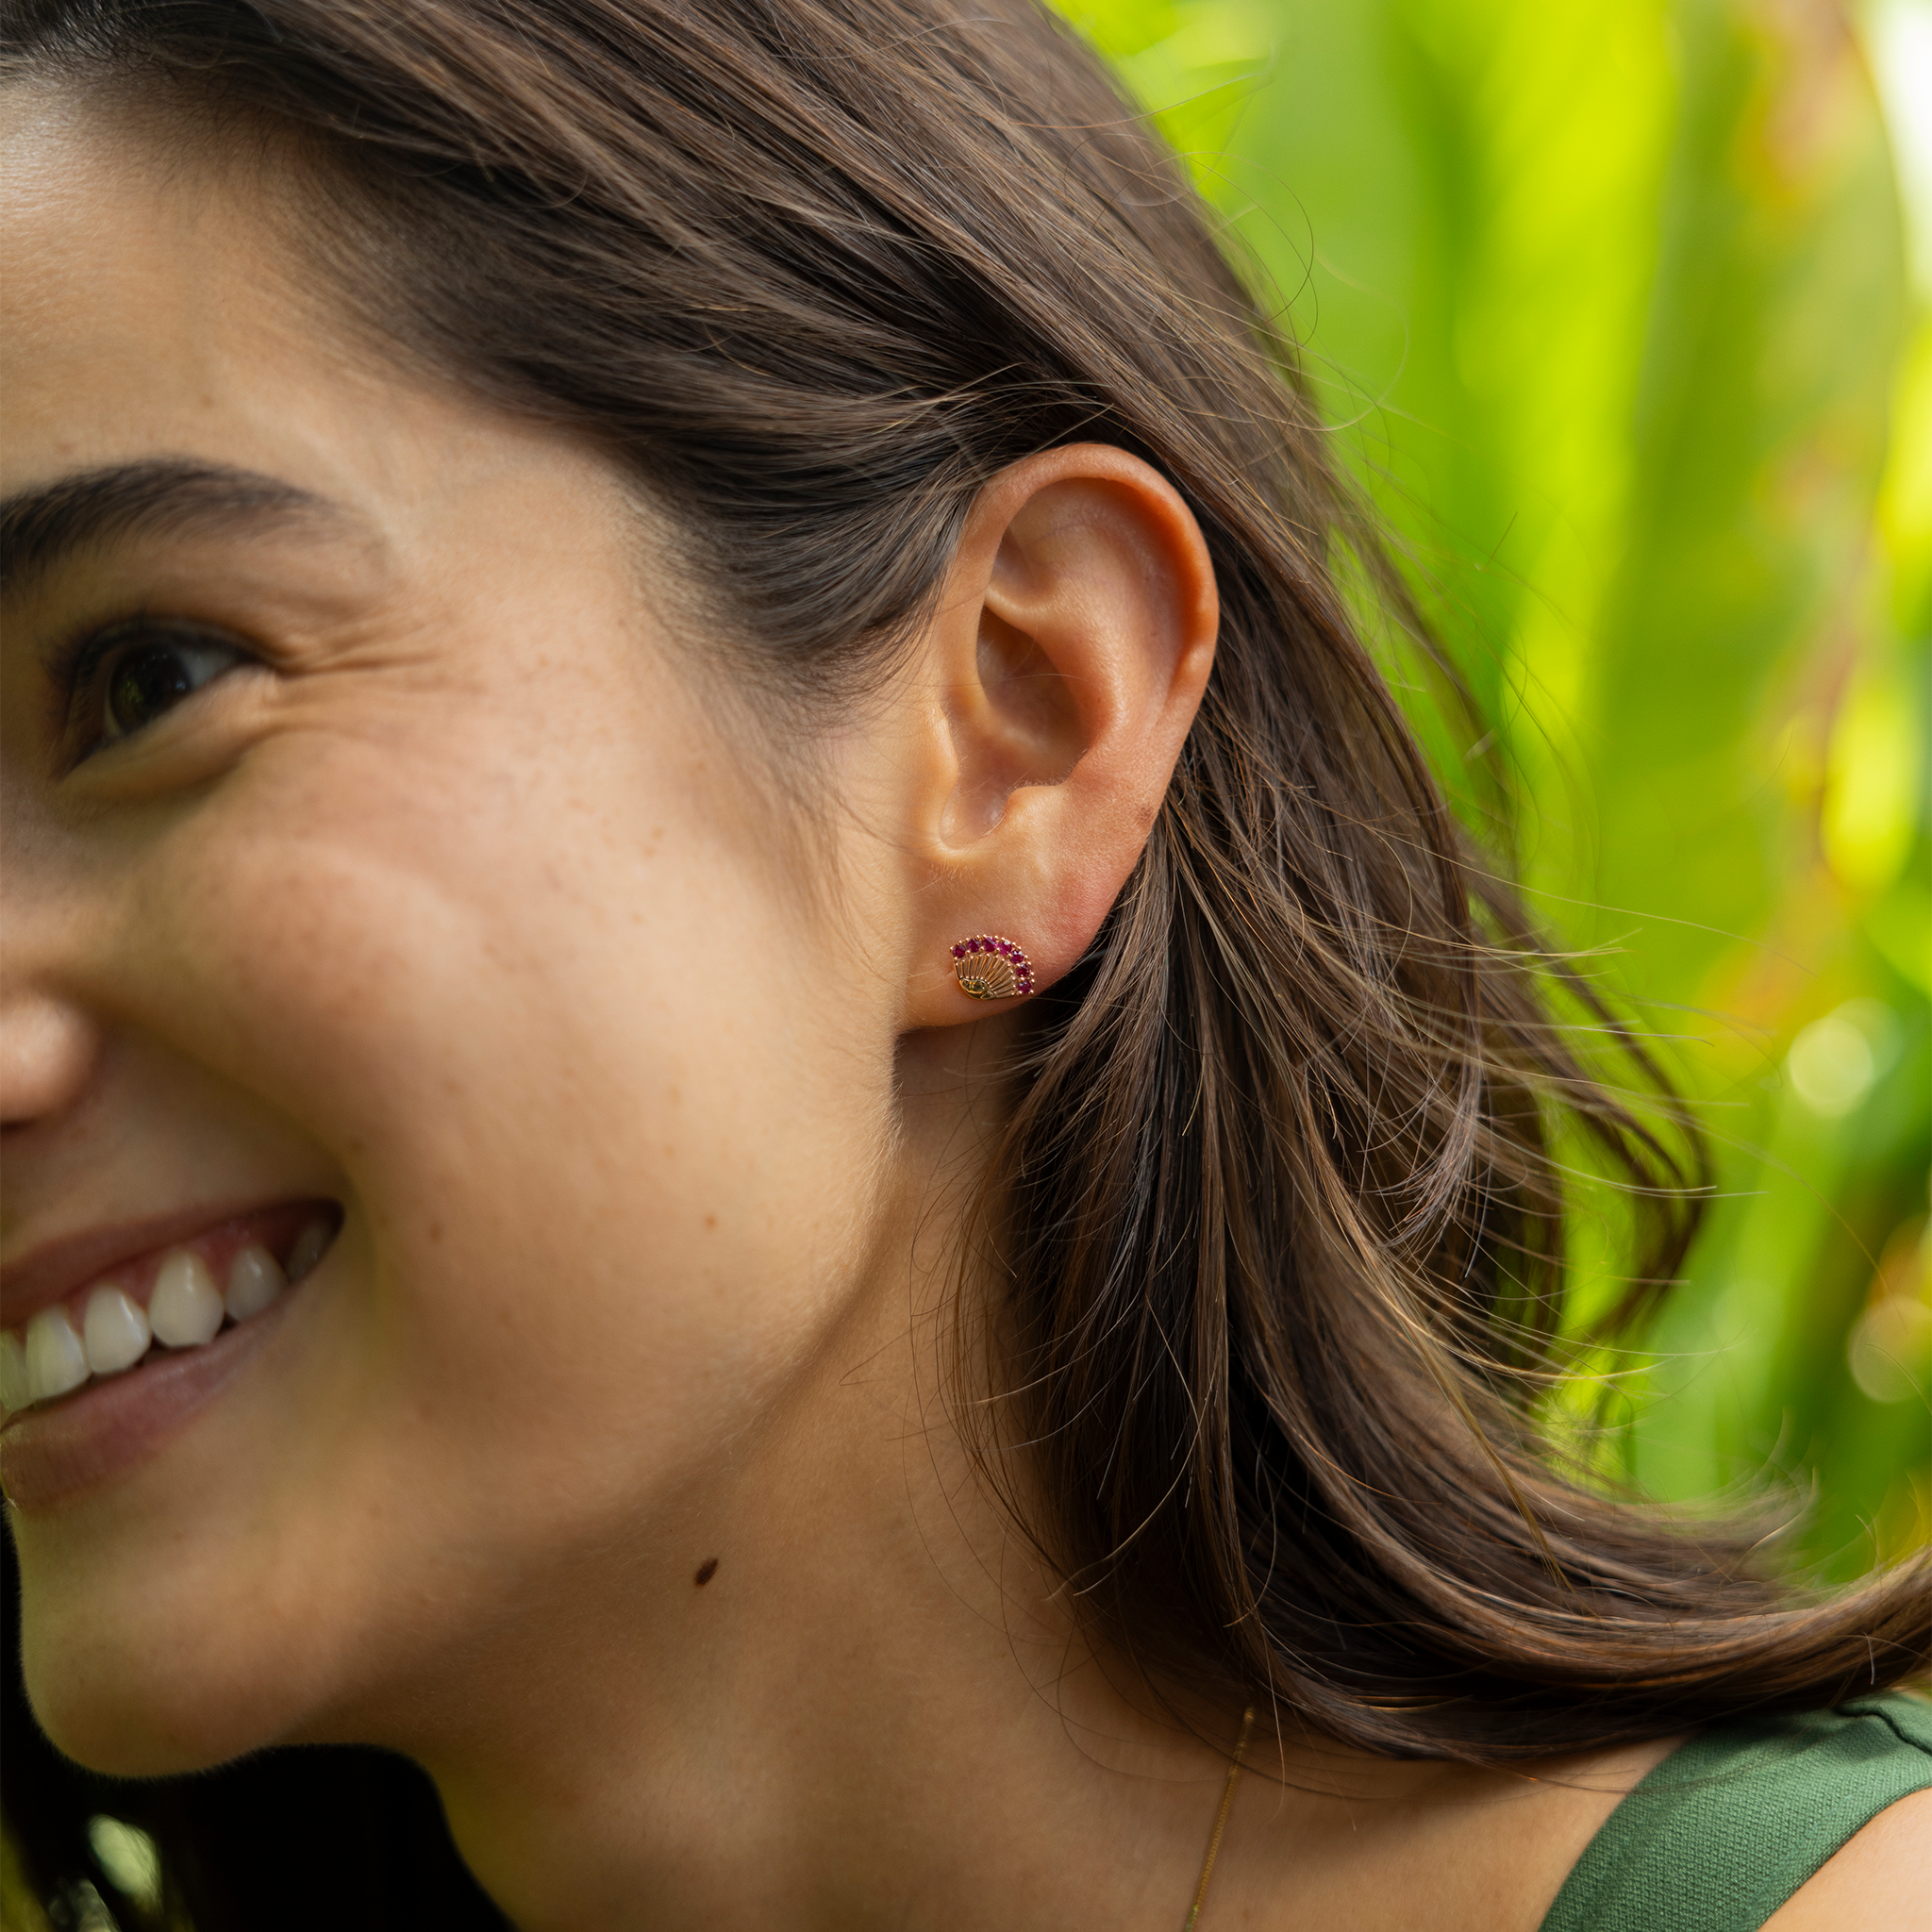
[0,834,105,1134]
[1,754,107,1132]
[0,990,103,1131]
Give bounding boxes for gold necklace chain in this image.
[1181,1707,1256,1931]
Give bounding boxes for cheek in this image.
[17,700,890,1769]
[162,711,875,1386]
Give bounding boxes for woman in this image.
[0,1,1925,1925]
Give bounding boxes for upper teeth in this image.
[149,1252,225,1348]
[224,1244,284,1322]
[25,1307,89,1405]
[286,1221,332,1283]
[83,1284,150,1375]
[0,1222,326,1415]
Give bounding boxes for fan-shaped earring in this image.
[949,934,1035,1001]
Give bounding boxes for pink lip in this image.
[0,1197,333,1330]
[0,1286,303,1509]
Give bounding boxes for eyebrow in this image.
[0,458,349,599]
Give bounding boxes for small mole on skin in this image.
[704,1214,718,1231]
[694,1558,719,1588]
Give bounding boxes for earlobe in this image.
[901,443,1217,1029]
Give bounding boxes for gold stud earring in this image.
[949,934,1035,1001]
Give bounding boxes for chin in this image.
[17,1572,313,1779]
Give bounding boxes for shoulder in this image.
[1760,1783,1932,1930]
[1541,1693,1932,1932]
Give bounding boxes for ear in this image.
[896,444,1217,1028]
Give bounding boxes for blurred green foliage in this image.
[1058,0,1932,1575]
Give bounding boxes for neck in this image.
[356,1034,1254,1928]
[407,1263,1248,1928]
[353,1035,1691,1929]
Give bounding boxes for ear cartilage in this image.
[950,934,1035,1001]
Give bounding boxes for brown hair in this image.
[5,0,1926,1874]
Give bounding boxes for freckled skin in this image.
[4,92,892,1785]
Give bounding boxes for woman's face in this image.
[1,97,910,1770]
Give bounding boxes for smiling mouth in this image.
[0,1204,340,1419]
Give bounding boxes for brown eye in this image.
[92,625,248,746]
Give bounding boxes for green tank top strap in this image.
[1538,1692,1932,1932]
